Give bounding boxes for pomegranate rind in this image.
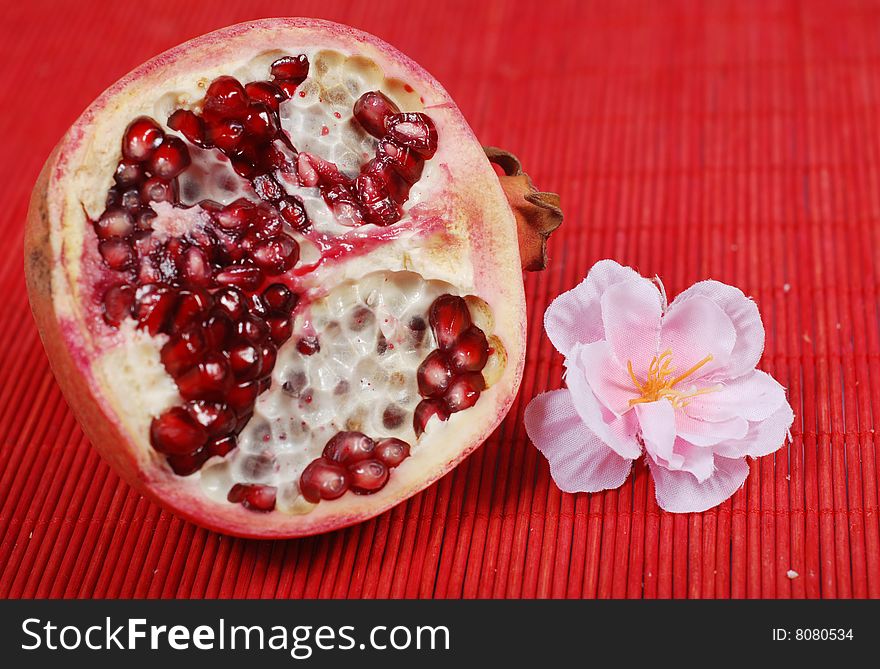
[24,18,526,538]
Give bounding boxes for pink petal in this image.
[713,402,795,459]
[564,347,642,459]
[671,438,716,482]
[634,400,678,466]
[648,454,749,513]
[685,370,787,423]
[524,389,634,493]
[659,295,736,381]
[600,277,663,377]
[577,340,636,416]
[667,280,764,380]
[543,260,643,356]
[675,411,748,447]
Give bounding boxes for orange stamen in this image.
[627,349,718,408]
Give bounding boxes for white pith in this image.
[77,47,505,513]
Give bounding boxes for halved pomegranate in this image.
[24,19,561,538]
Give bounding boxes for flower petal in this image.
[565,347,642,459]
[634,400,678,466]
[659,295,736,380]
[675,411,748,447]
[648,454,749,513]
[672,438,716,482]
[543,260,643,357]
[524,389,634,493]
[667,280,764,380]
[684,370,787,423]
[577,340,636,416]
[713,401,794,459]
[600,277,663,377]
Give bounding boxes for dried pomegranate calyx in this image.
[484,146,563,272]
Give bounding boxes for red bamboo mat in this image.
[1,0,878,599]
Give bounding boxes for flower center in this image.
[627,349,717,408]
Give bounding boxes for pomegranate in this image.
[24,19,561,538]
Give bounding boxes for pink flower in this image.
[524,260,794,513]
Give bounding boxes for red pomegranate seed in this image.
[215,198,255,232]
[186,400,237,438]
[362,157,409,204]
[207,434,237,457]
[120,188,141,211]
[375,438,410,468]
[279,196,310,230]
[448,326,489,373]
[348,459,389,494]
[252,173,284,202]
[171,289,212,332]
[147,136,191,179]
[122,116,164,161]
[180,246,212,287]
[444,372,485,413]
[227,381,259,415]
[245,81,285,113]
[208,118,245,153]
[176,352,233,401]
[270,54,309,82]
[297,336,320,355]
[251,234,299,274]
[259,342,277,376]
[299,457,349,502]
[227,483,277,511]
[133,284,177,334]
[377,139,424,184]
[98,238,135,271]
[95,208,134,240]
[429,294,472,350]
[243,103,278,141]
[203,75,248,119]
[140,177,177,204]
[323,431,376,464]
[266,315,293,344]
[150,406,208,455]
[160,327,205,376]
[324,184,364,226]
[250,204,283,238]
[203,311,234,349]
[236,315,270,343]
[385,112,438,158]
[101,284,135,326]
[214,286,247,320]
[136,209,157,232]
[166,447,209,476]
[215,263,264,291]
[417,349,453,398]
[167,109,206,146]
[353,90,400,138]
[356,174,401,226]
[413,398,450,436]
[262,283,297,313]
[114,160,144,187]
[228,340,263,381]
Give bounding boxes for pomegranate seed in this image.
[245,81,285,113]
[171,289,211,332]
[228,340,263,381]
[120,188,141,211]
[236,315,270,343]
[227,381,259,415]
[267,315,293,344]
[377,139,424,184]
[136,209,156,232]
[262,283,297,313]
[212,287,246,320]
[133,284,177,334]
[250,204,283,238]
[297,336,320,355]
[270,55,309,82]
[94,208,134,240]
[444,372,485,413]
[147,136,191,179]
[176,352,233,401]
[247,292,269,317]
[122,116,164,161]
[279,196,310,230]
[413,398,450,436]
[114,160,144,187]
[323,431,376,464]
[150,406,208,455]
[215,198,255,232]
[324,184,364,226]
[448,326,489,373]
[348,459,389,494]
[167,448,209,476]
[385,112,438,158]
[203,311,234,349]
[356,174,401,226]
[160,327,205,376]
[98,238,135,271]
[299,457,348,502]
[353,91,400,138]
[417,349,453,398]
[207,434,237,457]
[381,403,403,427]
[208,118,245,153]
[180,246,212,287]
[242,103,278,141]
[429,294,472,350]
[375,438,410,468]
[252,173,284,202]
[215,263,264,291]
[251,234,299,274]
[186,400,236,437]
[167,109,206,146]
[101,284,135,326]
[228,483,276,511]
[259,342,277,376]
[140,176,177,204]
[276,81,299,98]
[203,75,248,119]
[362,157,409,204]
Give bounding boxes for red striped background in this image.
[1,0,878,598]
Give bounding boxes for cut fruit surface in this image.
[24,18,553,538]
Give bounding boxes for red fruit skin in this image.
[24,18,527,539]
